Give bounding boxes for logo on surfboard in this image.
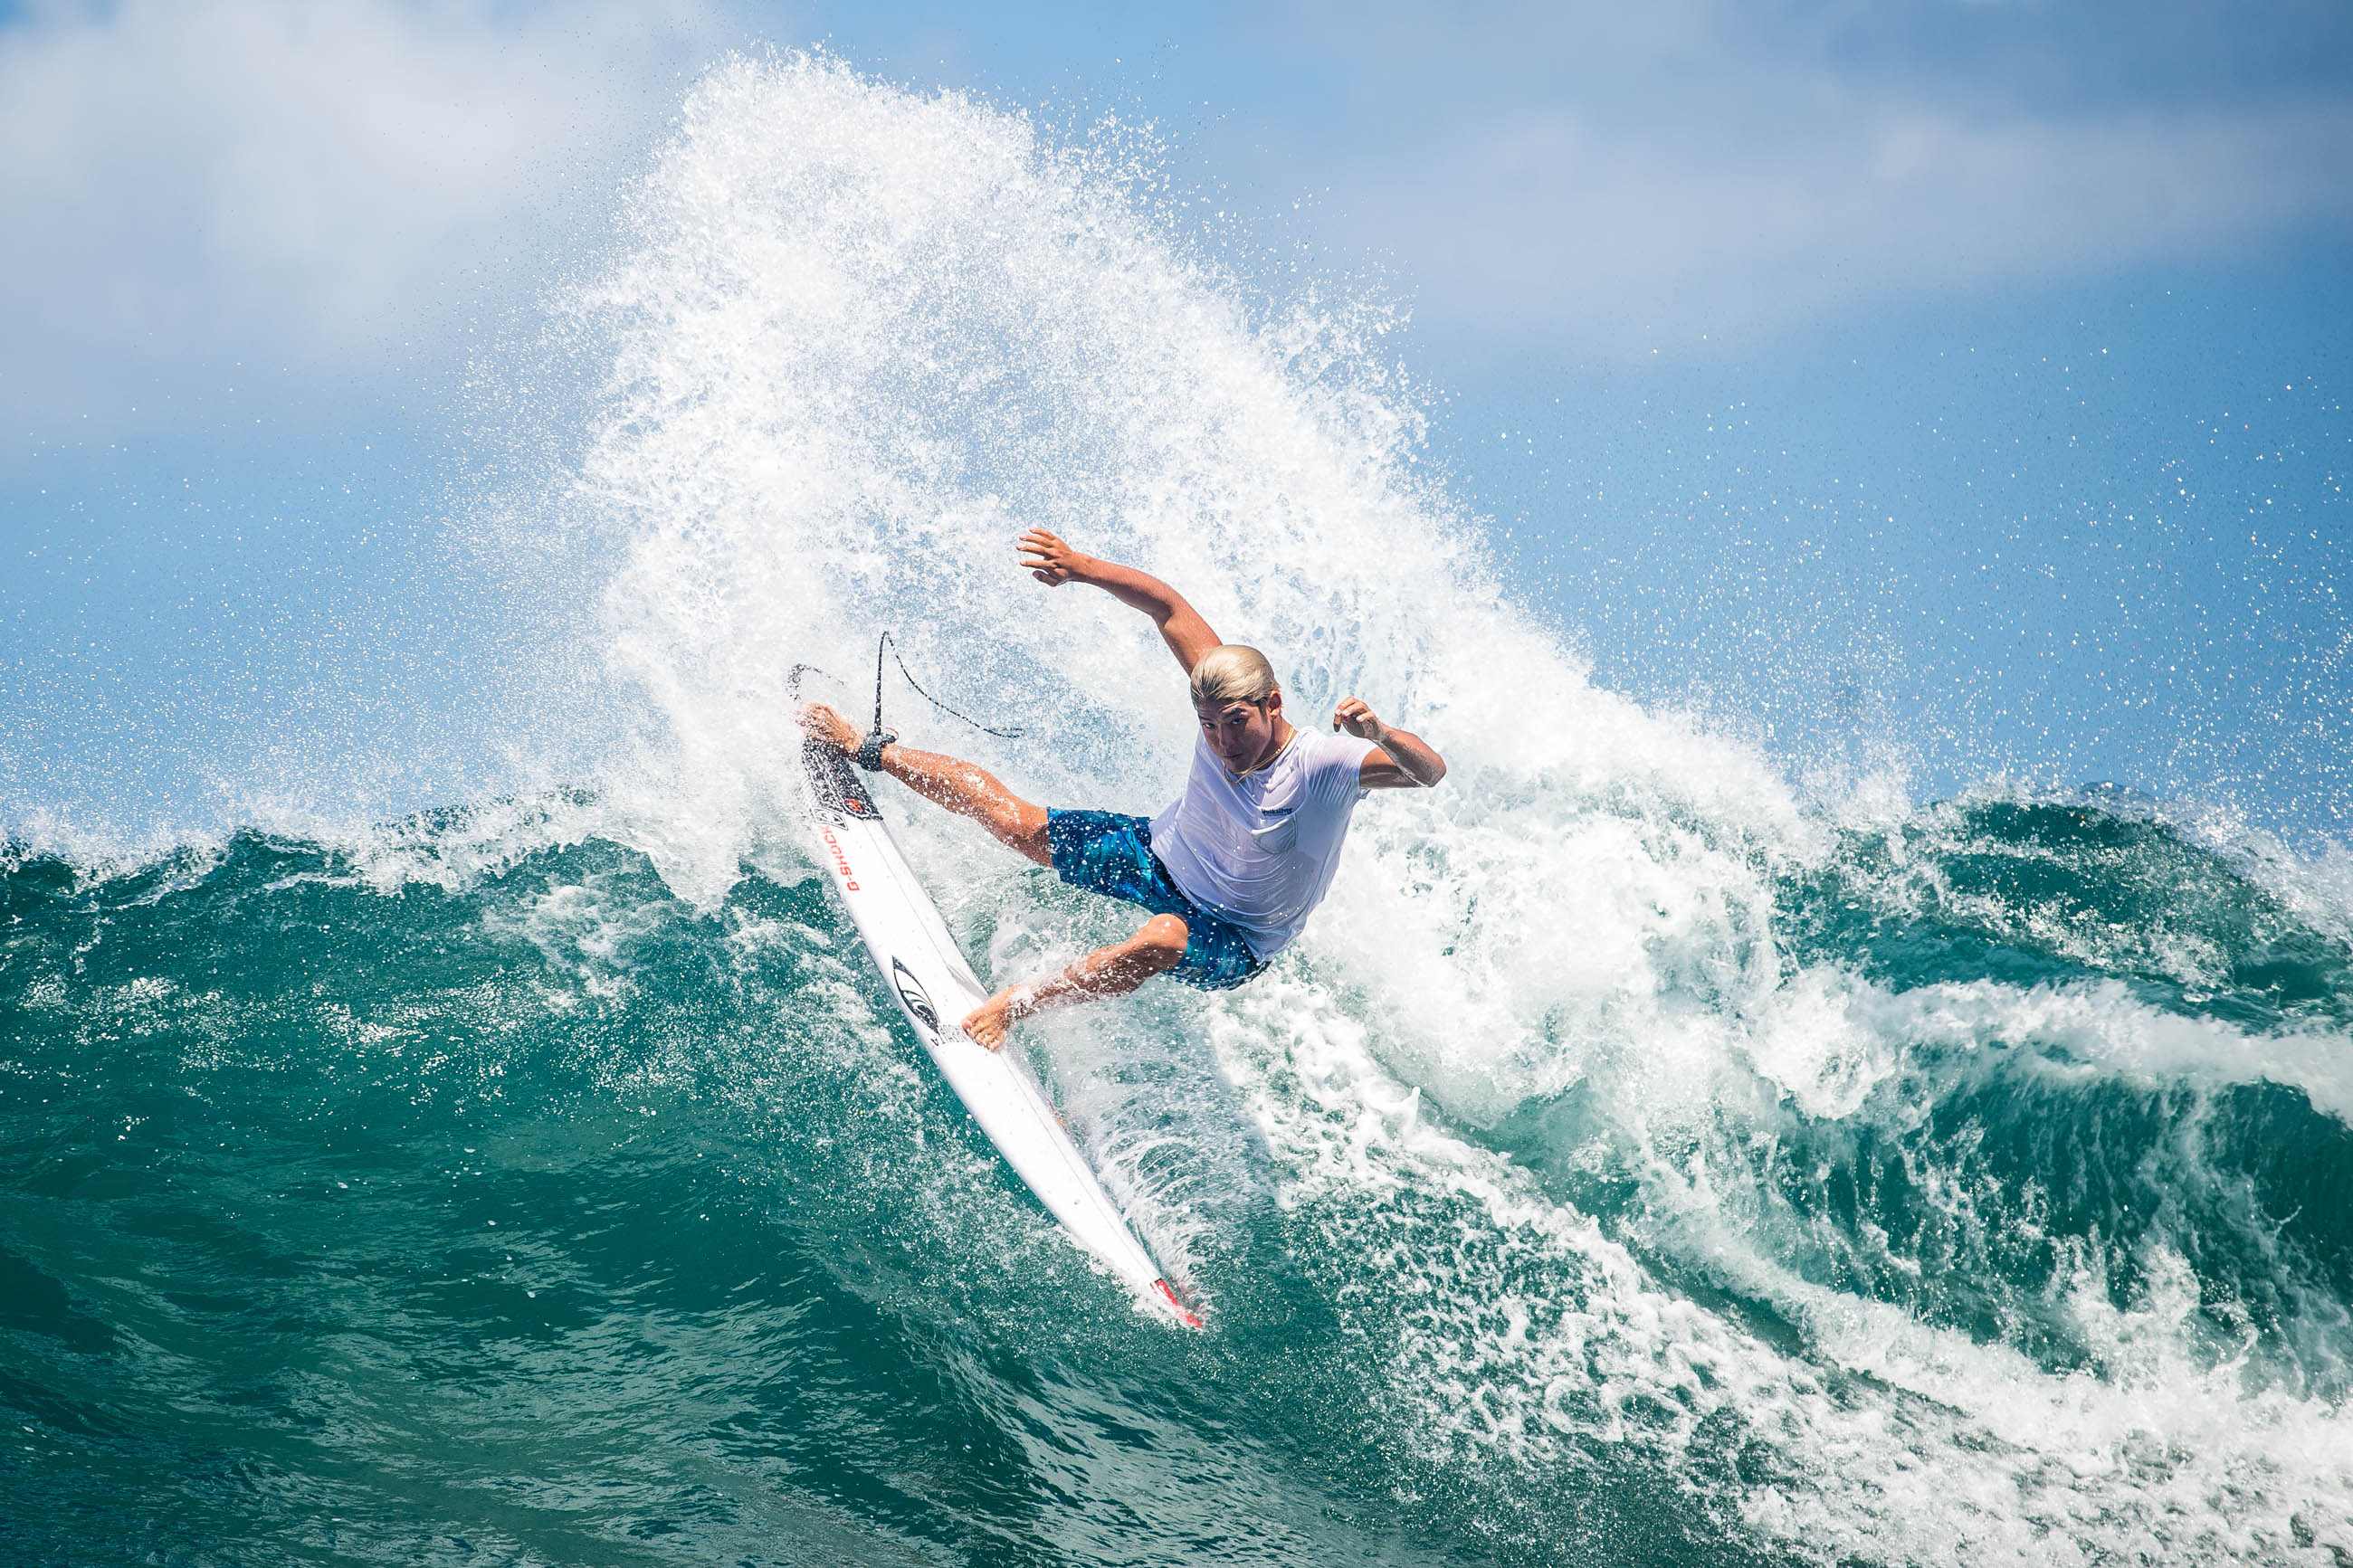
[805,741,884,822]
[891,958,938,1033]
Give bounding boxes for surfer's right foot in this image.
[798,701,862,756]
[961,986,1020,1050]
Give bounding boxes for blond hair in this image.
[1189,644,1279,706]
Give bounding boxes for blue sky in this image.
[5,0,2349,839]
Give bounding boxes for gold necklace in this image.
[1224,728,1298,783]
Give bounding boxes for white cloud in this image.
[0,0,728,433]
[1230,3,2353,357]
[4,0,2345,433]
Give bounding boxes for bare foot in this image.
[961,986,1022,1050]
[798,701,861,755]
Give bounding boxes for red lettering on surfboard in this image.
[820,826,859,891]
[1153,1278,1204,1328]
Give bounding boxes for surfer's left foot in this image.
[962,987,1019,1050]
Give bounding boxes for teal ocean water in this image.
[7,56,2351,1566]
[7,800,2350,1564]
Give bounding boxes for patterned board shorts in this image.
[1044,809,1268,992]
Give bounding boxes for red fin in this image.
[1153,1278,1205,1329]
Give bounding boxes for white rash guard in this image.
[1148,727,1379,959]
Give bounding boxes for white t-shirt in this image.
[1148,727,1379,959]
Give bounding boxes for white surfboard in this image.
[796,736,1203,1329]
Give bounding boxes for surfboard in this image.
[796,736,1204,1329]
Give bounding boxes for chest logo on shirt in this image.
[1248,812,1299,855]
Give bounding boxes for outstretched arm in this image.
[1018,529,1222,677]
[1334,698,1447,789]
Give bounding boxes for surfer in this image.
[800,528,1446,1048]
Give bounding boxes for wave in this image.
[5,52,2351,1567]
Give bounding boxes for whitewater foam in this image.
[11,47,2345,1566]
[448,51,2353,1563]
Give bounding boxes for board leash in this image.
[792,634,1023,773]
[872,630,1024,744]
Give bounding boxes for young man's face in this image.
[1196,690,1284,773]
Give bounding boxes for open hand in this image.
[1331,698,1386,741]
[1017,528,1091,586]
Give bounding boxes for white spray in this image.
[548,52,2353,1566]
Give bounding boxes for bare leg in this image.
[798,703,1180,1045]
[800,703,1049,866]
[961,914,1189,1049]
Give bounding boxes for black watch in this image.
[855,728,897,771]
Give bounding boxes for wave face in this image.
[6,55,2353,1566]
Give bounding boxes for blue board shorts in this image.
[1044,809,1268,991]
